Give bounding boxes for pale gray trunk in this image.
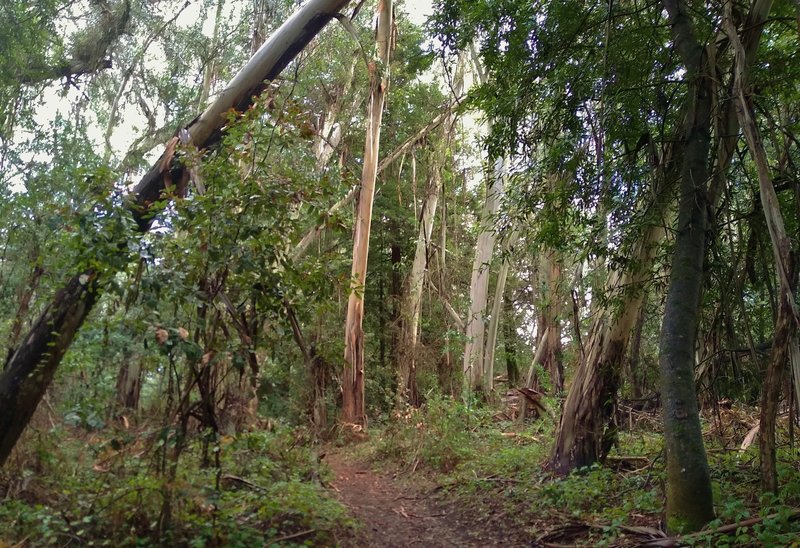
[397,168,441,406]
[483,233,517,392]
[462,157,504,395]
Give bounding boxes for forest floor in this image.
[326,450,527,547]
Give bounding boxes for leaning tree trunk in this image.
[549,0,773,482]
[549,189,671,474]
[341,0,393,427]
[397,163,442,407]
[0,0,352,467]
[658,0,716,533]
[726,3,793,493]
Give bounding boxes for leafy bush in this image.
[0,427,354,546]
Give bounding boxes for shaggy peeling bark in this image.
[725,0,790,493]
[0,0,352,467]
[549,217,666,473]
[549,142,676,474]
[342,0,393,427]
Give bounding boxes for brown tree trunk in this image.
[502,284,519,386]
[115,354,143,409]
[549,177,671,474]
[0,0,351,467]
[537,249,563,393]
[342,0,393,427]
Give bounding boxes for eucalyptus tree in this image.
[341,0,394,427]
[0,0,353,466]
[430,0,666,435]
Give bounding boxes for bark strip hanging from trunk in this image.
[341,0,393,427]
[0,0,352,467]
[724,0,791,493]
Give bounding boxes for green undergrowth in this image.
[365,395,800,546]
[0,424,355,547]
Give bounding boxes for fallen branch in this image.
[220,474,267,492]
[270,529,316,543]
[641,508,800,547]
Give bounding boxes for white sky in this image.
[21,0,440,183]
[404,0,434,26]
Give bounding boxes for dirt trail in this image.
[326,452,513,547]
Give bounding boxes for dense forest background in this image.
[1,0,799,545]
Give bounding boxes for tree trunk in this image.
[625,302,647,400]
[397,166,441,406]
[726,3,792,493]
[537,248,563,393]
[483,237,514,393]
[463,157,504,396]
[197,0,225,110]
[502,283,519,386]
[0,0,352,467]
[313,53,357,171]
[658,0,715,532]
[342,0,393,427]
[115,354,142,409]
[549,169,672,474]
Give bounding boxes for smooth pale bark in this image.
[463,157,504,395]
[658,0,715,533]
[341,0,393,427]
[313,53,357,171]
[397,168,441,406]
[725,1,790,493]
[483,233,516,392]
[0,0,351,467]
[197,0,225,111]
[292,108,450,261]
